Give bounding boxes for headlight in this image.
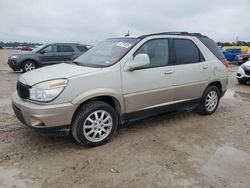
[240,64,246,69]
[29,79,68,102]
[10,55,18,59]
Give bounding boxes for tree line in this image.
[217,41,250,47]
[0,41,42,48]
[1,40,250,48]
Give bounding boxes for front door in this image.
[38,45,58,65]
[122,38,174,113]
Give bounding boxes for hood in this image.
[10,51,33,56]
[244,61,250,67]
[19,63,102,86]
[9,52,34,59]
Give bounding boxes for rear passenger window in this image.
[134,39,169,68]
[58,45,74,52]
[174,39,204,65]
[198,37,225,60]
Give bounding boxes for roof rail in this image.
[138,32,208,39]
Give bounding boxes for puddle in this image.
[224,90,250,102]
[0,167,27,188]
[201,146,250,187]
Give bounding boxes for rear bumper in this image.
[12,92,75,129]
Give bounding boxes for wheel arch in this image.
[71,94,123,125]
[206,81,222,96]
[21,59,38,67]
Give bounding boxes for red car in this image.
[21,46,32,51]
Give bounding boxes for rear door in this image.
[172,38,210,101]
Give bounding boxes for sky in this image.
[0,0,249,44]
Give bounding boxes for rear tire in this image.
[198,86,220,115]
[22,61,37,72]
[238,79,246,85]
[71,101,118,147]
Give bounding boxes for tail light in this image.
[221,59,229,68]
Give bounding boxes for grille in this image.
[17,81,30,99]
[245,70,250,76]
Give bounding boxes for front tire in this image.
[22,61,37,72]
[71,101,118,147]
[198,86,220,115]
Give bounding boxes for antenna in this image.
[124,30,130,37]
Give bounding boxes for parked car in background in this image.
[8,43,89,72]
[237,60,250,84]
[223,46,249,54]
[12,32,228,146]
[235,53,250,65]
[21,46,32,51]
[223,48,242,61]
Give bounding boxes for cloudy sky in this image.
[0,0,249,44]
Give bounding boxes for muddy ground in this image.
[0,50,250,188]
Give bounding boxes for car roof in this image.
[138,32,208,39]
[110,32,208,40]
[47,43,87,46]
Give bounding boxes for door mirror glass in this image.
[125,54,150,71]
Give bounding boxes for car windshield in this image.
[32,45,45,52]
[74,38,140,67]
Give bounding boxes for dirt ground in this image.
[0,50,250,188]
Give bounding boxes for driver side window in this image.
[134,39,169,68]
[43,45,57,53]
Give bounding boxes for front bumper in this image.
[8,59,21,71]
[237,67,250,79]
[12,92,75,129]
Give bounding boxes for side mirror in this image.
[125,54,150,71]
[39,50,45,54]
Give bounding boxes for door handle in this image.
[202,66,208,69]
[164,70,174,75]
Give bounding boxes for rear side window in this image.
[58,45,74,52]
[174,39,204,65]
[198,37,225,60]
[76,45,88,52]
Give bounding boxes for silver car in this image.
[12,32,228,146]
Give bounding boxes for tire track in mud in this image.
[0,125,28,133]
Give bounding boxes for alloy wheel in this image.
[83,110,113,142]
[24,62,36,71]
[205,90,218,112]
